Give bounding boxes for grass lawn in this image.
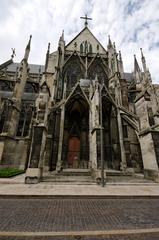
[0,168,25,178]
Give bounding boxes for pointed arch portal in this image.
[62,86,89,168]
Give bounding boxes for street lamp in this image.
[99,83,105,187]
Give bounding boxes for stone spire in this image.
[134,54,141,83]
[59,30,64,43]
[118,51,124,78]
[140,48,152,85]
[107,35,113,49]
[140,48,147,73]
[61,30,64,41]
[58,30,65,53]
[24,35,32,61]
[113,42,116,52]
[134,54,140,73]
[45,42,50,72]
[4,35,32,136]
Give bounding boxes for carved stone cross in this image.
[80,14,92,27]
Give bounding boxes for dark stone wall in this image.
[152,131,159,167]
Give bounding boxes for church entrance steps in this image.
[42,169,95,184]
[107,175,155,184]
[42,169,153,185]
[105,170,133,176]
[43,168,90,176]
[42,175,95,184]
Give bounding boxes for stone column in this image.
[90,80,100,170]
[56,104,65,171]
[56,80,67,171]
[117,108,127,172]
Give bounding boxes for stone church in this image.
[0,17,159,183]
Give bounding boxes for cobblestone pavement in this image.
[0,198,159,239]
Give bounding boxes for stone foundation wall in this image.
[0,137,29,170]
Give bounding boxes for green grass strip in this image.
[0,168,25,178]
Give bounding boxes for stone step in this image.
[106,170,133,176]
[43,175,93,182]
[47,169,91,177]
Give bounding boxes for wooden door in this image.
[67,137,80,168]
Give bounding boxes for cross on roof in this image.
[80,14,92,27]
[11,48,16,59]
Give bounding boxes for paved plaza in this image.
[0,197,159,239]
[0,174,159,239]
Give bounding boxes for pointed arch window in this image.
[89,44,92,53]
[80,43,83,53]
[64,57,84,89]
[88,60,108,86]
[16,102,34,137]
[80,41,93,54]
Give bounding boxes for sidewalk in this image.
[0,174,159,197]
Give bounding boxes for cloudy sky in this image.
[0,0,159,82]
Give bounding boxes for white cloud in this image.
[0,0,159,83]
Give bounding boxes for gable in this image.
[66,27,107,55]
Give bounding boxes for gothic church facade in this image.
[0,21,159,183]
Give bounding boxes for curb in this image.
[0,228,159,237]
[0,194,159,199]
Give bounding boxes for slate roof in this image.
[1,61,133,81]
[0,59,13,71]
[3,62,45,74]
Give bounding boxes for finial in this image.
[113,42,116,50]
[119,51,122,61]
[108,35,112,47]
[26,35,32,50]
[62,30,64,39]
[24,35,32,60]
[140,48,144,58]
[47,42,50,52]
[11,48,16,60]
[134,54,141,73]
[140,48,147,72]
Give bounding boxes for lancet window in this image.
[64,58,84,89]
[16,102,34,137]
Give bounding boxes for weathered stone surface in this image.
[0,22,159,184]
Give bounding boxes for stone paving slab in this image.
[0,182,159,197]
